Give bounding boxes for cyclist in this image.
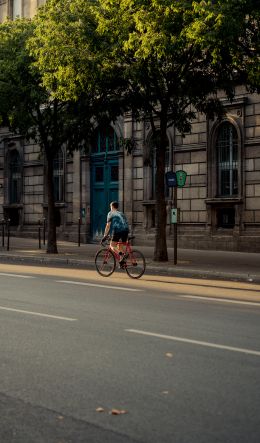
[102,201,129,267]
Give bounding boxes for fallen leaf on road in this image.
[165,353,173,358]
[57,416,64,420]
[110,409,128,415]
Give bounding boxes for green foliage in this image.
[95,0,259,129]
[29,0,98,101]
[0,19,46,138]
[189,0,260,93]
[30,0,259,132]
[0,17,95,157]
[29,0,133,134]
[94,2,207,134]
[119,137,137,155]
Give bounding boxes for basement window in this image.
[217,207,235,229]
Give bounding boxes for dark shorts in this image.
[111,231,129,242]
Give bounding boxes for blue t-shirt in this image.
[107,210,129,234]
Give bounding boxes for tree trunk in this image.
[154,116,168,261]
[46,154,58,254]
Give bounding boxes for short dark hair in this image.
[110,201,118,209]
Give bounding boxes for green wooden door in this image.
[90,126,120,240]
[91,158,119,239]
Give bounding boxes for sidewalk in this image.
[0,236,260,284]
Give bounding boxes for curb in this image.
[0,253,259,284]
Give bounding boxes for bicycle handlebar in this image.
[101,239,108,247]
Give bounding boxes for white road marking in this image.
[125,329,260,357]
[57,280,143,292]
[0,306,77,321]
[179,295,260,306]
[0,272,36,279]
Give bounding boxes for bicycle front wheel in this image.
[95,248,116,277]
[125,249,146,279]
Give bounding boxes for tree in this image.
[94,0,259,261]
[0,18,96,253]
[30,0,259,261]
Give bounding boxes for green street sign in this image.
[176,170,187,187]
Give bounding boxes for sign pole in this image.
[173,186,177,265]
[166,169,187,266]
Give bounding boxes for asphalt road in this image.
[0,263,260,443]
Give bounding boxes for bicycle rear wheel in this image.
[95,248,116,277]
[125,249,146,279]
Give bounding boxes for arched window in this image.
[216,122,238,197]
[91,126,119,154]
[53,149,64,202]
[9,149,22,204]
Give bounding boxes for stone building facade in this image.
[124,88,260,252]
[0,0,260,251]
[0,0,44,22]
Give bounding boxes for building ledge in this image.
[3,204,23,209]
[142,200,155,206]
[205,198,243,205]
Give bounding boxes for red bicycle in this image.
[95,236,146,279]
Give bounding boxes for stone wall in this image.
[0,0,39,21]
[244,93,260,233]
[131,88,260,251]
[0,0,7,22]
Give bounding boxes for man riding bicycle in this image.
[102,201,129,266]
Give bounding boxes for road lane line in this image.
[56,280,143,292]
[0,272,36,279]
[125,329,260,357]
[0,306,77,322]
[179,295,260,306]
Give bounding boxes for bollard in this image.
[7,219,10,251]
[43,218,46,245]
[38,219,41,249]
[78,217,81,247]
[1,219,4,248]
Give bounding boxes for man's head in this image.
[110,201,119,210]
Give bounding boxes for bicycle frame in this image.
[96,236,146,278]
[108,240,132,261]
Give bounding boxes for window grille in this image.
[216,122,238,197]
[9,150,22,204]
[91,127,119,154]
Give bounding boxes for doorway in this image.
[91,158,119,239]
[90,126,120,240]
